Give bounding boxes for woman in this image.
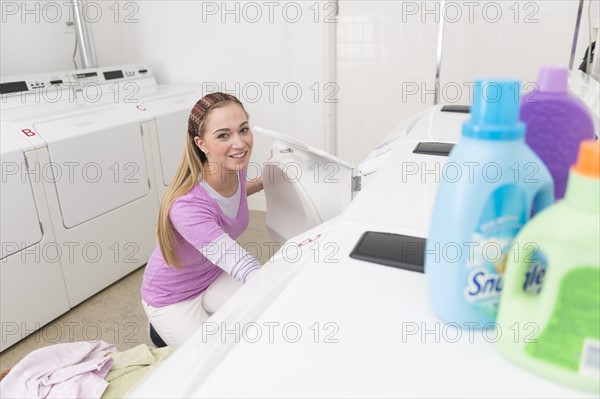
[141,92,264,347]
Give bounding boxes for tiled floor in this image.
[0,211,274,371]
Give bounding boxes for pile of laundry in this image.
[0,341,171,399]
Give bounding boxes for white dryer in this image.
[0,129,71,352]
[1,72,76,351]
[63,64,203,200]
[1,70,159,308]
[135,86,205,199]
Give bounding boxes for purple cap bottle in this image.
[520,66,596,199]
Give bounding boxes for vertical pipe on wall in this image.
[71,0,98,69]
[434,0,446,105]
[569,0,585,70]
[592,26,600,79]
[324,0,338,154]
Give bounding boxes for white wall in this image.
[336,0,598,166]
[0,0,133,74]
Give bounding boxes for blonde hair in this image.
[156,99,245,269]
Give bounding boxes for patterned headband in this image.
[188,92,243,138]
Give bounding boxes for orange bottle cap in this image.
[572,140,600,178]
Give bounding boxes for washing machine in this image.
[0,129,72,352]
[254,104,467,244]
[1,69,159,308]
[62,64,203,201]
[119,78,202,200]
[0,72,75,351]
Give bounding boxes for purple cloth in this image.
[0,340,115,398]
[141,170,249,307]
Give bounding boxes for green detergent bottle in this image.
[497,140,600,393]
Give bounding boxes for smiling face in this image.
[194,102,253,175]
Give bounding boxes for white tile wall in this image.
[336,0,593,167]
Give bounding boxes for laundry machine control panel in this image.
[65,64,156,102]
[68,65,153,84]
[0,72,72,96]
[0,72,74,109]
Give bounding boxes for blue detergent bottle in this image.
[425,79,554,327]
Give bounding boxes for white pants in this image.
[142,271,242,348]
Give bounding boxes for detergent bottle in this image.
[425,79,554,327]
[521,66,596,200]
[497,140,600,393]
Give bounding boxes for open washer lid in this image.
[0,131,42,258]
[254,126,355,243]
